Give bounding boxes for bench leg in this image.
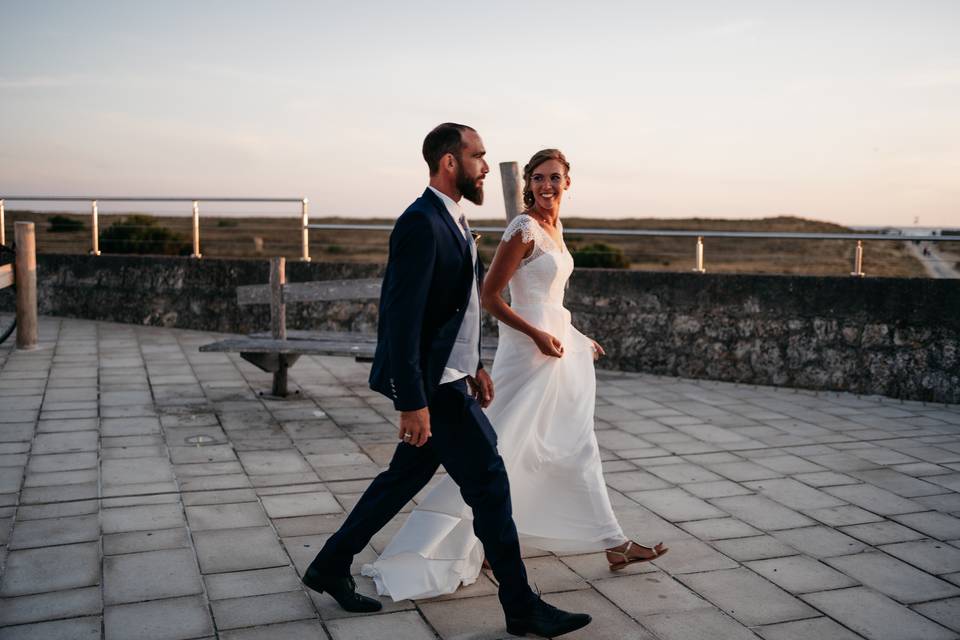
[271,356,289,397]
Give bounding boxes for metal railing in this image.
[0,196,311,260]
[2,196,956,276]
[308,223,960,277]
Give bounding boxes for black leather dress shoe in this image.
[302,565,382,613]
[505,597,592,637]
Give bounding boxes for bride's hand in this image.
[589,338,606,361]
[532,330,564,358]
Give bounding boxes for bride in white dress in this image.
[362,149,667,601]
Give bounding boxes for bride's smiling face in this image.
[530,159,570,212]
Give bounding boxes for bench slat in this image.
[201,334,499,362]
[200,337,377,357]
[237,278,381,305]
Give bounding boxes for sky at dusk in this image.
[1,1,958,227]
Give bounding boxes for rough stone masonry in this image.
[1,255,957,402]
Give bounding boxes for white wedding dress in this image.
[362,214,626,601]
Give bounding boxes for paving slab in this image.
[211,590,316,630]
[911,597,960,633]
[0,586,101,626]
[591,572,712,617]
[185,502,270,530]
[709,494,816,531]
[204,566,302,601]
[538,589,659,640]
[219,620,331,640]
[745,555,858,593]
[823,484,927,516]
[102,526,191,555]
[7,513,99,549]
[193,526,290,574]
[849,468,948,497]
[839,522,926,550]
[773,525,869,558]
[755,616,867,640]
[260,491,343,518]
[102,503,186,534]
[878,539,960,574]
[104,547,203,604]
[678,517,761,540]
[325,610,435,640]
[678,567,818,626]
[801,587,954,640]
[0,541,100,596]
[0,616,101,640]
[743,478,847,510]
[104,594,214,640]
[803,504,884,527]
[712,535,799,562]
[626,488,727,521]
[640,608,758,640]
[891,511,960,540]
[31,431,98,454]
[238,451,314,475]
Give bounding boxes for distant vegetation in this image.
[4,211,930,277]
[216,218,239,228]
[101,215,190,255]
[47,215,84,233]
[571,242,630,269]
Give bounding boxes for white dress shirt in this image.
[428,187,481,384]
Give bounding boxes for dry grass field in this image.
[3,210,927,277]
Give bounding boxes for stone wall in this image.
[1,254,956,403]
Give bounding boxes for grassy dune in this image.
[3,210,926,277]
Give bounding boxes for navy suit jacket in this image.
[369,188,484,411]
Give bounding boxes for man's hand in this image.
[467,368,495,409]
[399,407,431,447]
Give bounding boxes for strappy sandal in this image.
[607,541,668,571]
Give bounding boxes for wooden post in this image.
[91,200,101,256]
[300,198,311,262]
[15,222,38,349]
[269,256,288,396]
[0,199,5,246]
[191,200,202,258]
[499,161,524,222]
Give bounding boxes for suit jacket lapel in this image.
[422,188,467,254]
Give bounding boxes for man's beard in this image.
[456,164,484,205]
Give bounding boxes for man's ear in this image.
[443,153,457,173]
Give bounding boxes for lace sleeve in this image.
[501,214,537,245]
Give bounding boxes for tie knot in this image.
[458,214,469,231]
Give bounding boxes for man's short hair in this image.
[422,123,475,175]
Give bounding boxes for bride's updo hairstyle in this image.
[522,149,570,208]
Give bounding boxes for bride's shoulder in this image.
[501,213,539,244]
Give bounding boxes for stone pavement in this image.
[1,317,960,640]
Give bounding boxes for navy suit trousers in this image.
[310,379,535,616]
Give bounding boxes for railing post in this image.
[90,200,101,256]
[850,240,865,277]
[0,199,5,246]
[500,162,524,223]
[300,198,311,262]
[14,222,38,350]
[693,236,706,273]
[191,200,202,258]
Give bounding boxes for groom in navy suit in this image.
[303,123,591,637]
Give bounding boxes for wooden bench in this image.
[200,256,496,397]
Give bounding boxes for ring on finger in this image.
[403,432,413,439]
